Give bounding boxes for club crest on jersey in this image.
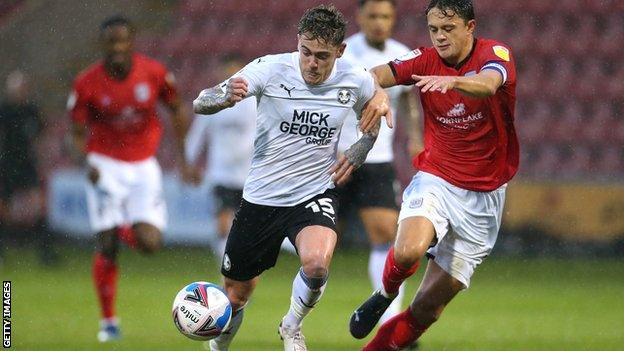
[493,46,510,62]
[134,83,150,102]
[222,254,231,271]
[337,89,351,104]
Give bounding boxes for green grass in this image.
[2,246,623,350]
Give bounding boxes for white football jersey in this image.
[338,32,412,163]
[185,97,257,188]
[231,52,376,206]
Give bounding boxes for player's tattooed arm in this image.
[331,120,380,186]
[193,77,248,115]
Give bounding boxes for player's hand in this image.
[225,77,249,106]
[359,89,393,133]
[330,154,355,187]
[181,164,202,186]
[87,166,100,185]
[412,75,457,94]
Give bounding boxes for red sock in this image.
[362,309,428,351]
[117,225,137,249]
[93,253,118,319]
[382,247,420,295]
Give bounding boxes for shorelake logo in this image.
[3,281,10,348]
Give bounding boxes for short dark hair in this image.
[100,15,134,33]
[297,5,347,47]
[425,0,475,22]
[358,0,396,8]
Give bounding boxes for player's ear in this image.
[466,19,476,35]
[336,43,347,58]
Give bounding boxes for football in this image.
[172,281,232,340]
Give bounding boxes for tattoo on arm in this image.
[344,122,380,169]
[192,83,231,115]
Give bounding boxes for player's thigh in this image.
[427,182,506,288]
[126,158,167,231]
[409,259,464,324]
[359,207,398,244]
[85,155,127,232]
[295,225,337,275]
[221,200,286,282]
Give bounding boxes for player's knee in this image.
[226,290,250,311]
[393,246,421,269]
[134,226,162,254]
[301,260,328,279]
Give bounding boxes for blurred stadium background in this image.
[1,0,623,350]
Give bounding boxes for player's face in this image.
[297,34,346,85]
[101,25,134,68]
[357,1,396,46]
[426,7,475,65]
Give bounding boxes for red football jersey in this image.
[390,38,518,191]
[69,54,178,161]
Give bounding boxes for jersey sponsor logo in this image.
[394,49,422,63]
[337,89,351,104]
[436,103,485,130]
[279,110,337,145]
[493,45,510,62]
[101,95,111,107]
[280,84,296,97]
[134,82,150,102]
[305,198,336,224]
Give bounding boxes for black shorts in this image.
[221,189,339,281]
[338,162,399,210]
[213,185,243,212]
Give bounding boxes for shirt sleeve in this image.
[156,63,179,105]
[185,115,210,164]
[352,68,376,117]
[231,56,272,97]
[68,79,89,125]
[478,43,515,85]
[388,48,427,86]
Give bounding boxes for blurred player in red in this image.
[349,0,518,349]
[68,15,191,342]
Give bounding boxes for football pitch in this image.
[2,246,623,351]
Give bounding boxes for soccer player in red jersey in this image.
[67,16,191,342]
[350,0,518,349]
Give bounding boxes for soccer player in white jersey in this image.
[185,53,256,260]
[337,0,422,327]
[193,5,391,351]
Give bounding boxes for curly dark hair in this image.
[425,0,475,23]
[297,5,347,47]
[100,15,134,33]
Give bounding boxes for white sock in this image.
[369,244,405,324]
[210,308,244,350]
[282,268,327,329]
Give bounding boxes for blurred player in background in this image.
[185,53,256,261]
[349,0,518,349]
[337,0,422,328]
[0,70,57,266]
[68,15,191,342]
[193,5,391,350]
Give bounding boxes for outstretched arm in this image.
[412,69,503,98]
[193,77,249,115]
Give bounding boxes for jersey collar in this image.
[442,38,478,70]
